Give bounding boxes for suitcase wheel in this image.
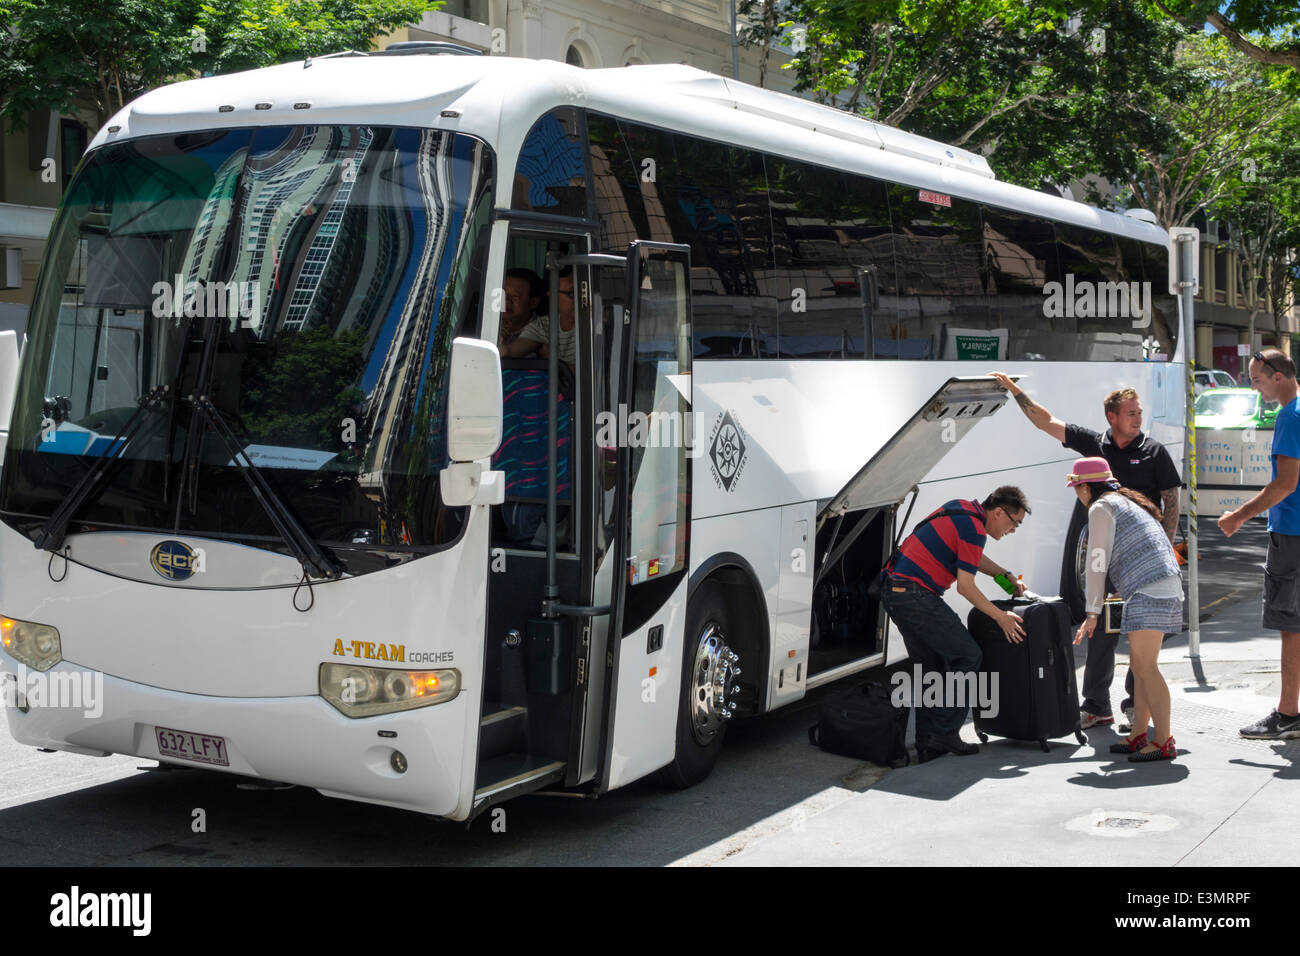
[1075,729,1087,745]
[1038,739,1050,753]
[977,731,988,744]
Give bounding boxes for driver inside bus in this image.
[501,266,577,371]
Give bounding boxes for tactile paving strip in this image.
[1108,692,1300,758]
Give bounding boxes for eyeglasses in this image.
[1000,508,1023,530]
[1255,351,1281,375]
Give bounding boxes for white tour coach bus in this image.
[0,46,1185,820]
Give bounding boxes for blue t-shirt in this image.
[1270,398,1300,534]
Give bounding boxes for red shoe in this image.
[1109,732,1147,754]
[1129,736,1176,762]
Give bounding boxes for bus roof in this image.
[92,53,1168,247]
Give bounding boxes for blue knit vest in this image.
[1094,493,1179,596]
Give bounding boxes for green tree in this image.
[1115,35,1292,228]
[739,0,1195,190]
[0,0,438,131]
[1144,0,1300,71]
[1214,100,1300,356]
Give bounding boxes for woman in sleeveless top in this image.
[1068,457,1182,762]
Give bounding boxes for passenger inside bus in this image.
[492,248,575,551]
[498,267,544,351]
[500,265,578,372]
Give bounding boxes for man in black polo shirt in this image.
[990,374,1182,730]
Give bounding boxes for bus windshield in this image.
[1,125,495,573]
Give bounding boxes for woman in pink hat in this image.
[1068,456,1181,761]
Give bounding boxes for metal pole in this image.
[730,0,740,80]
[1179,232,1201,659]
[544,253,559,617]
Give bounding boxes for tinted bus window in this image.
[1136,237,1179,361]
[511,107,587,218]
[1054,222,1153,361]
[887,186,988,360]
[587,113,649,251]
[982,207,1060,361]
[617,123,774,357]
[766,157,868,357]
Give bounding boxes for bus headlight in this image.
[319,663,460,718]
[1,617,62,672]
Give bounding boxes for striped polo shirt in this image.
[890,499,987,594]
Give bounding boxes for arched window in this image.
[565,45,585,68]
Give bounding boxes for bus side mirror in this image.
[447,337,502,462]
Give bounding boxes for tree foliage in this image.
[740,0,1196,191]
[1143,0,1300,71]
[0,0,438,130]
[1117,35,1293,228]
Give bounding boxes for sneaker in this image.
[1080,710,1114,729]
[1118,706,1134,734]
[1239,710,1300,739]
[1129,736,1176,762]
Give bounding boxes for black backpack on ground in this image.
[808,681,910,767]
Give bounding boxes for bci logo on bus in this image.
[151,540,204,581]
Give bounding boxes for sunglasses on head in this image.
[1255,351,1281,375]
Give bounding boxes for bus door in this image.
[598,242,693,791]
[474,227,595,814]
[806,377,1012,687]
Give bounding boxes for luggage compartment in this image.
[808,505,892,680]
[804,376,1014,689]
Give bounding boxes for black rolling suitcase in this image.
[967,597,1086,752]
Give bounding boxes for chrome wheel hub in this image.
[690,623,741,745]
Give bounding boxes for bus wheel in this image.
[659,581,740,788]
[1060,501,1088,624]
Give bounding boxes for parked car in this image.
[1193,387,1279,429]
[1194,369,1239,394]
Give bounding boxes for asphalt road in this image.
[0,520,1270,865]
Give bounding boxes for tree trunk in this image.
[757,0,777,88]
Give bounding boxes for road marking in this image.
[1200,590,1245,620]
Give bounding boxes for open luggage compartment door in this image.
[819,376,1012,522]
[807,376,1013,687]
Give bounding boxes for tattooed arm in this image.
[1160,488,1180,544]
[989,372,1068,442]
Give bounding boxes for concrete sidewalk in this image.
[697,595,1300,866]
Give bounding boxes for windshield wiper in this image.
[187,394,343,580]
[34,384,171,553]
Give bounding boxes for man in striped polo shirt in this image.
[881,486,1030,762]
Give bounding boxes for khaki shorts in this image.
[1263,532,1300,632]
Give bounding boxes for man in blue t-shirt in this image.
[1219,348,1300,739]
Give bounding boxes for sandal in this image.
[1129,736,1176,762]
[1109,732,1147,754]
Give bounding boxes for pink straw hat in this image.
[1066,456,1116,487]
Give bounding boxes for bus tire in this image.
[1060,500,1088,624]
[658,580,739,788]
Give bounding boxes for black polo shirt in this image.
[1062,425,1181,506]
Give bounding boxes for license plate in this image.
[154,726,229,767]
